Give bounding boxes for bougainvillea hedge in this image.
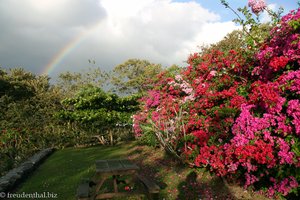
[133,7,300,198]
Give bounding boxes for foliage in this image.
[57,86,140,142]
[1,128,33,173]
[0,68,64,174]
[133,4,300,198]
[136,130,158,147]
[0,60,150,174]
[200,30,245,55]
[56,67,108,97]
[110,59,163,95]
[0,68,115,174]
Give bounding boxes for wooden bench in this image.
[136,174,160,200]
[77,160,160,200]
[93,159,141,199]
[77,179,91,200]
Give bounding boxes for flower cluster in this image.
[267,177,299,198]
[145,90,160,108]
[255,8,300,80]
[248,0,266,14]
[287,99,300,135]
[169,74,195,102]
[132,111,147,136]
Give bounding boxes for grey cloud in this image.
[0,0,106,28]
[0,0,107,73]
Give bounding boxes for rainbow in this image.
[41,21,102,76]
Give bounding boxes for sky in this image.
[0,0,298,79]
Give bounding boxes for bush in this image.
[133,6,300,198]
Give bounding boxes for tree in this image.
[0,68,64,174]
[110,59,163,95]
[56,67,108,98]
[57,86,140,144]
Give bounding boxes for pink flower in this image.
[146,90,160,108]
[245,173,259,188]
[289,176,299,188]
[248,0,266,14]
[151,111,160,122]
[175,74,183,82]
[268,177,299,197]
[267,187,275,197]
[277,138,294,164]
[287,99,300,136]
[209,70,217,77]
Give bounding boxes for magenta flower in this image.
[277,138,294,164]
[287,99,300,136]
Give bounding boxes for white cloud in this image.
[82,0,238,67]
[185,21,238,53]
[0,0,239,77]
[261,3,278,23]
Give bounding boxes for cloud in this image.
[87,0,237,67]
[0,0,238,77]
[0,0,106,71]
[0,0,105,28]
[260,3,278,23]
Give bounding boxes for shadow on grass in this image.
[127,146,169,195]
[177,171,236,200]
[127,145,237,200]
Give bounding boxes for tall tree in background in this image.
[0,68,62,129]
[111,59,163,95]
[56,67,108,97]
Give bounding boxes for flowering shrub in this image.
[133,6,300,199]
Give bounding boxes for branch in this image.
[220,0,258,44]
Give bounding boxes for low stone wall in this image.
[0,148,54,192]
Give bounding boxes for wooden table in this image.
[92,159,140,199]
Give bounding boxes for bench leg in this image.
[93,178,106,199]
[149,192,159,200]
[78,197,90,200]
[113,175,118,193]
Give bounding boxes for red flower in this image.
[269,56,289,71]
[124,186,130,191]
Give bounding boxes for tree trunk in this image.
[109,130,113,145]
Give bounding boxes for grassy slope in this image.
[17,142,269,200]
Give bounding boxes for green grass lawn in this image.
[16,142,269,200]
[16,142,138,200]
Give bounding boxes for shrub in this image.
[133,6,300,198]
